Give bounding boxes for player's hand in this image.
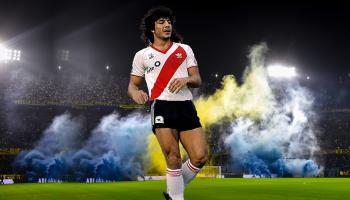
[168,78,189,93]
[131,90,149,104]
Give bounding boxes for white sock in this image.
[182,159,201,187]
[166,168,184,200]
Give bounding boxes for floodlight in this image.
[0,44,21,62]
[267,64,296,78]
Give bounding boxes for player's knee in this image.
[192,151,208,168]
[166,153,182,168]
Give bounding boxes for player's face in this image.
[153,17,172,41]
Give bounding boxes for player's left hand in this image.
[168,78,189,93]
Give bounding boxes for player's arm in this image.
[128,75,149,104]
[186,66,202,88]
[168,66,202,93]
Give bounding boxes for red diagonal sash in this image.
[150,46,187,100]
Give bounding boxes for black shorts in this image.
[150,100,202,134]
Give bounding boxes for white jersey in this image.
[131,42,198,101]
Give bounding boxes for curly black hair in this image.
[140,6,183,45]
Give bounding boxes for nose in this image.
[164,20,171,26]
[164,23,170,28]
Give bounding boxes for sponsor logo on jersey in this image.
[146,66,155,74]
[154,61,161,67]
[155,116,164,124]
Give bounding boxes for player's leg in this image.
[155,128,184,200]
[179,127,208,187]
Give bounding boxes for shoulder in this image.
[134,47,150,57]
[175,43,195,53]
[175,43,191,49]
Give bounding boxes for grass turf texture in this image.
[1,178,349,200]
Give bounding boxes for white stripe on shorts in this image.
[151,101,156,125]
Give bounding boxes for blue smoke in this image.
[73,112,151,181]
[14,113,82,181]
[14,112,151,182]
[225,87,322,177]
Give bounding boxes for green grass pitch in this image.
[1,178,349,200]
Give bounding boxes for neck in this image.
[152,38,172,51]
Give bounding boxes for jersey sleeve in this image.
[131,51,145,77]
[186,45,198,68]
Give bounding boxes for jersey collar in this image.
[150,42,173,54]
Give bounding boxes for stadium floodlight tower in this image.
[0,43,21,63]
[267,64,296,79]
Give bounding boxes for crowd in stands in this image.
[0,74,131,106]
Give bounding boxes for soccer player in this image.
[128,6,208,200]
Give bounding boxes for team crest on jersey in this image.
[154,61,161,67]
[147,53,154,59]
[175,53,182,59]
[155,116,164,124]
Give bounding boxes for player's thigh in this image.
[179,127,207,160]
[155,128,180,155]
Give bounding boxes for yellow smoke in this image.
[145,134,187,175]
[145,43,273,174]
[196,43,273,127]
[144,134,165,174]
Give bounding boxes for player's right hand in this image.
[131,90,149,104]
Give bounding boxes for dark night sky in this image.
[0,0,349,82]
